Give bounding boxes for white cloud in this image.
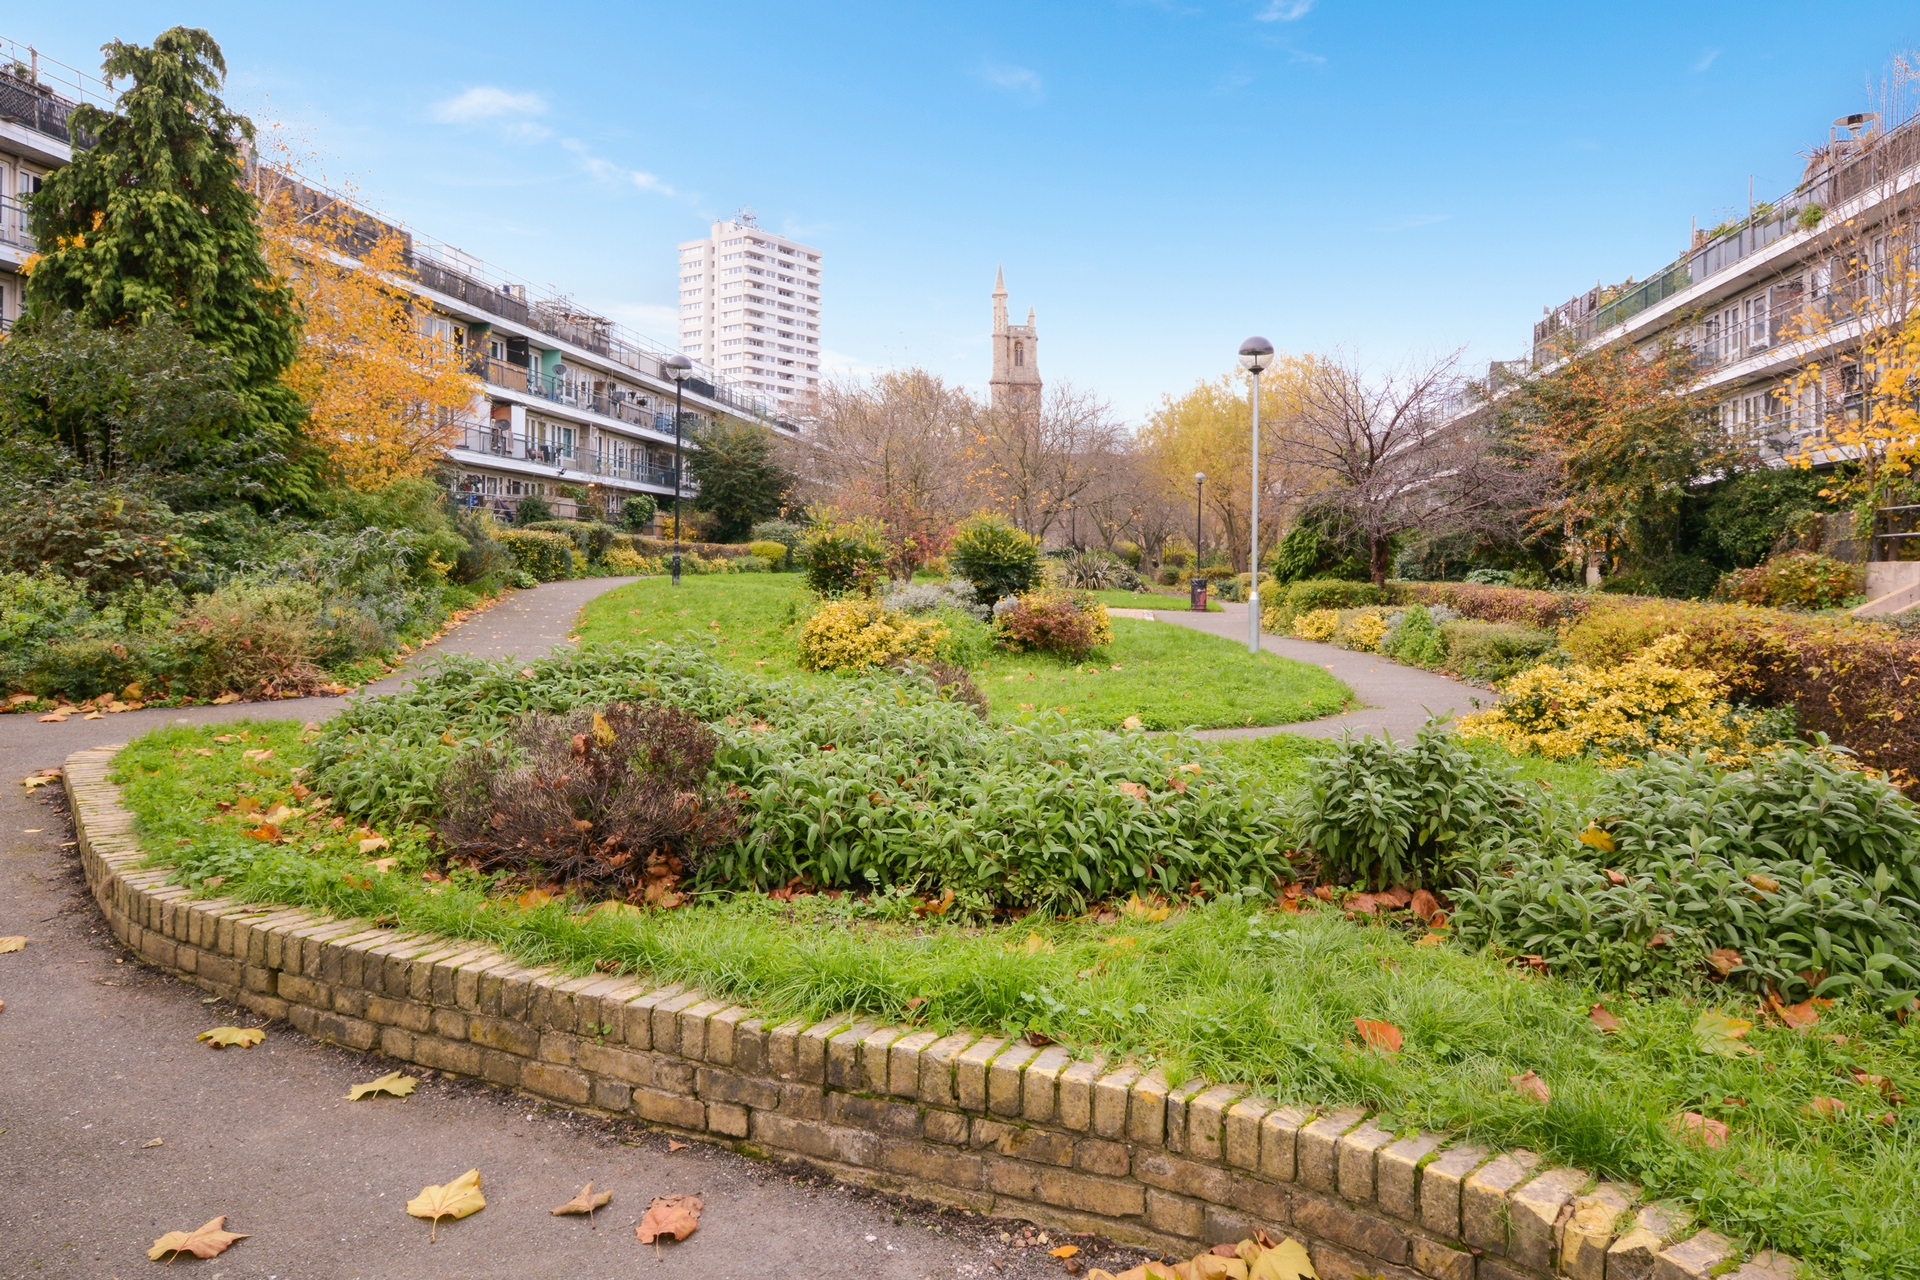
[559,137,679,197]
[429,85,547,123]
[1255,0,1313,21]
[1692,47,1721,73]
[978,60,1044,100]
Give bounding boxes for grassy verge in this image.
[573,577,1352,732]
[115,719,1920,1278]
[1088,588,1223,613]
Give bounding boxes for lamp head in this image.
[663,354,694,382]
[1194,472,1206,486]
[1237,336,1276,373]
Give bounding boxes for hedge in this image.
[1561,598,1920,791]
[626,534,757,560]
[1395,581,1592,630]
[495,529,575,581]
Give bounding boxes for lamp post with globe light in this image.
[1238,337,1275,653]
[662,354,693,586]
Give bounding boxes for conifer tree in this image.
[22,27,314,505]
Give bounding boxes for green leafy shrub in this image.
[172,581,330,698]
[0,480,191,590]
[1287,579,1381,612]
[994,591,1112,660]
[949,512,1042,602]
[1293,722,1534,890]
[0,570,88,688]
[495,529,574,581]
[748,539,790,569]
[1602,555,1721,600]
[308,646,1296,911]
[620,493,658,532]
[1440,620,1558,681]
[1715,551,1865,609]
[1383,604,1447,667]
[524,519,617,562]
[799,515,888,595]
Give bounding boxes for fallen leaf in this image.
[211,692,242,705]
[21,773,59,791]
[367,857,400,873]
[0,936,25,954]
[358,833,390,854]
[242,748,274,760]
[408,1169,485,1242]
[1021,931,1054,955]
[551,1181,612,1219]
[636,1193,702,1243]
[1694,1009,1753,1057]
[1516,954,1548,975]
[668,1139,688,1152]
[1120,892,1171,924]
[1122,715,1143,730]
[1671,1111,1729,1147]
[1706,948,1744,977]
[1589,1004,1621,1034]
[1353,1018,1402,1053]
[346,1070,418,1101]
[1604,869,1628,886]
[1768,990,1826,1030]
[147,1216,248,1261]
[1746,872,1780,894]
[142,1137,163,1148]
[517,888,554,910]
[1247,1237,1317,1280]
[1409,888,1444,924]
[1510,1070,1551,1104]
[1052,1244,1082,1258]
[197,1026,264,1049]
[246,823,280,842]
[1577,826,1615,853]
[1804,1095,1847,1119]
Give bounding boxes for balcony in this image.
[470,356,693,435]
[454,426,690,494]
[0,194,33,252]
[0,67,84,146]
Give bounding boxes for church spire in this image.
[992,266,1008,334]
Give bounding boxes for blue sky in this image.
[18,3,1920,419]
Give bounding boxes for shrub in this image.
[1602,555,1722,601]
[0,570,88,687]
[1292,609,1338,642]
[1397,581,1590,630]
[949,512,1042,602]
[1332,608,1390,653]
[750,518,804,553]
[1060,548,1139,591]
[1287,578,1381,612]
[1715,551,1865,609]
[890,658,989,720]
[308,646,1297,911]
[1561,598,1920,790]
[523,520,619,563]
[1293,722,1535,890]
[620,494,658,532]
[798,598,947,671]
[885,577,987,621]
[514,492,554,524]
[932,610,996,667]
[994,591,1112,660]
[1439,621,1557,682]
[1458,635,1772,764]
[0,481,190,591]
[171,582,331,699]
[799,516,888,596]
[495,529,574,582]
[1382,604,1447,667]
[438,703,741,905]
[748,539,790,569]
[449,507,514,586]
[603,545,663,575]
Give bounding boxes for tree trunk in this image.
[1369,535,1391,586]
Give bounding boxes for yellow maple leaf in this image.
[346,1070,418,1101]
[197,1026,265,1049]
[407,1169,485,1242]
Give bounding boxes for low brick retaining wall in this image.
[66,746,1797,1280]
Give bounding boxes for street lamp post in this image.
[1238,336,1275,654]
[1193,470,1206,567]
[663,354,693,586]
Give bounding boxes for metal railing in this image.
[468,356,695,435]
[452,426,690,493]
[1873,506,1920,561]
[0,194,33,251]
[454,425,577,467]
[0,65,86,146]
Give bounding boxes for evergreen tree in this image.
[687,419,792,542]
[22,27,314,505]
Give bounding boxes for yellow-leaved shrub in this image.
[798,599,947,671]
[1292,608,1339,642]
[1333,609,1390,653]
[1457,635,1763,764]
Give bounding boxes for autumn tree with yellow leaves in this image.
[250,162,479,491]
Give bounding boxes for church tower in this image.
[989,267,1041,412]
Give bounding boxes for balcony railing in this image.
[470,356,693,434]
[454,425,576,467]
[0,194,33,252]
[453,426,690,493]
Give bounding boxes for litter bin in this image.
[1189,577,1208,612]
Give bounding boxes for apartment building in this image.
[1506,108,1918,461]
[677,213,822,416]
[0,36,793,525]
[0,41,93,332]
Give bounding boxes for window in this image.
[1014,341,1024,367]
[1746,295,1769,350]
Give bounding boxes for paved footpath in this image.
[0,579,1080,1279]
[1115,600,1485,742]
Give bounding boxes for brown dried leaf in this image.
[1589,1003,1621,1034]
[147,1215,248,1261]
[1805,1095,1847,1119]
[667,1139,688,1152]
[550,1181,612,1219]
[1409,888,1443,924]
[1353,1018,1402,1053]
[636,1193,702,1243]
[1706,948,1744,977]
[1671,1111,1730,1147]
[1510,1070,1551,1104]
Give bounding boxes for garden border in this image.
[66,744,1797,1280]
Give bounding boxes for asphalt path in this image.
[1112,600,1486,741]
[0,578,1095,1278]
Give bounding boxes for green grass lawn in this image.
[1086,588,1223,612]
[573,576,1351,732]
[115,719,1920,1280]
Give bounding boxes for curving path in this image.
[1113,600,1485,742]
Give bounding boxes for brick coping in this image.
[66,745,1799,1280]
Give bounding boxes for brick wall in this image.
[64,746,1796,1280]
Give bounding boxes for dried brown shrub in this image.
[437,703,741,904]
[890,657,989,720]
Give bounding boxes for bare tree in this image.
[1277,352,1525,584]
[968,381,1125,543]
